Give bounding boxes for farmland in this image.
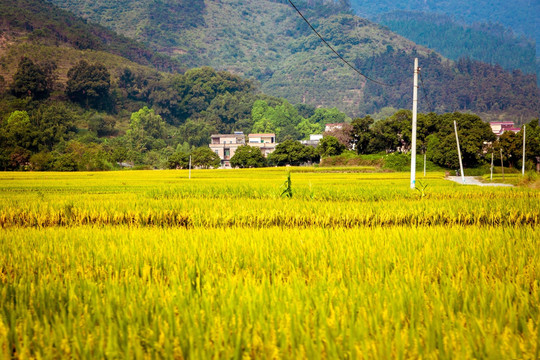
[0,169,538,358]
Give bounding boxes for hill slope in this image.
[0,0,182,72]
[47,0,540,120]
[376,11,536,76]
[349,0,538,52]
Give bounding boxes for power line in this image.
[287,0,390,87]
[418,70,435,113]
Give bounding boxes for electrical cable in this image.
[287,0,391,87]
[418,70,435,113]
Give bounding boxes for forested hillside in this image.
[0,0,182,72]
[349,0,538,51]
[376,12,536,76]
[48,0,539,121]
[0,0,360,170]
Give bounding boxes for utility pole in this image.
[423,151,426,177]
[410,58,419,189]
[189,155,192,180]
[522,125,526,176]
[454,120,465,183]
[490,151,494,181]
[500,148,505,181]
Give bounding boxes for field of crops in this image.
[1,169,538,358]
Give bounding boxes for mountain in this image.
[349,0,539,85]
[0,0,183,72]
[47,0,539,122]
[349,0,538,53]
[376,11,536,76]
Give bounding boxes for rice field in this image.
[0,169,538,359]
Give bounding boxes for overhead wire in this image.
[418,70,435,113]
[287,0,391,87]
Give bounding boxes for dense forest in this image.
[349,0,538,50]
[357,50,539,120]
[376,11,536,76]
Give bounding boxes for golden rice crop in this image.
[1,226,538,359]
[0,169,538,359]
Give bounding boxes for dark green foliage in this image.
[66,60,112,110]
[126,107,167,153]
[198,92,256,134]
[173,67,255,124]
[167,151,190,169]
[32,103,77,151]
[175,119,213,148]
[351,115,374,154]
[349,0,538,50]
[10,57,51,100]
[426,113,495,169]
[143,0,205,47]
[87,113,117,137]
[317,136,346,157]
[268,140,319,166]
[191,147,220,169]
[357,50,539,120]
[377,12,536,76]
[230,145,267,168]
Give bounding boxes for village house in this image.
[209,132,246,168]
[489,121,521,136]
[324,123,346,132]
[209,132,277,168]
[301,134,323,147]
[247,133,277,157]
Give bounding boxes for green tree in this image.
[173,67,254,122]
[351,116,374,154]
[32,103,76,150]
[175,119,214,147]
[126,107,167,153]
[3,111,34,150]
[230,145,266,168]
[199,92,255,134]
[167,151,190,169]
[66,60,111,109]
[251,100,303,141]
[268,140,319,166]
[427,113,495,168]
[191,147,220,169]
[522,119,540,169]
[309,107,350,127]
[10,57,51,100]
[297,118,323,140]
[317,136,346,158]
[493,131,521,167]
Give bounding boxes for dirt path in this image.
[446,176,514,187]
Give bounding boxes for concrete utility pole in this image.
[423,151,426,177]
[410,58,419,189]
[500,148,505,181]
[454,120,465,183]
[522,125,526,175]
[189,155,192,180]
[490,151,494,181]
